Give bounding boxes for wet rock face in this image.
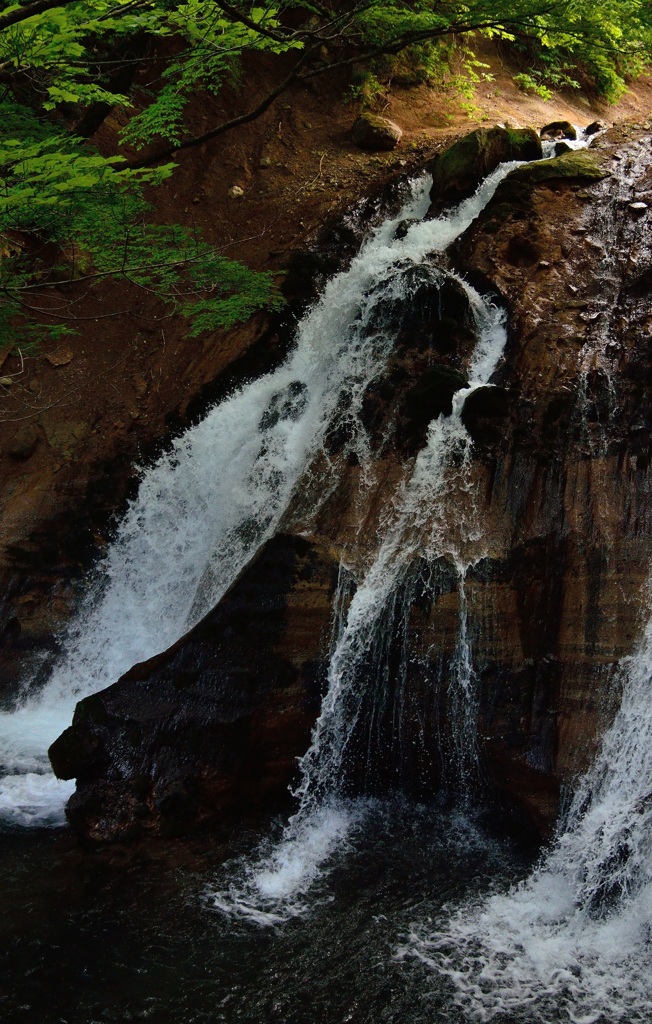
[50,535,336,841]
[440,130,652,825]
[460,385,511,445]
[400,364,468,432]
[52,127,652,842]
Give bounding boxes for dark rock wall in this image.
[50,535,337,841]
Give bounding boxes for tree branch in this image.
[0,0,77,31]
[119,6,565,170]
[123,42,316,169]
[210,0,291,44]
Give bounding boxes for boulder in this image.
[370,267,477,361]
[540,120,577,140]
[555,141,573,157]
[394,218,417,239]
[507,150,609,185]
[9,424,39,460]
[461,385,511,445]
[427,127,542,216]
[584,121,607,136]
[351,114,402,152]
[49,535,335,841]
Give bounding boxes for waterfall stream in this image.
[209,195,512,924]
[0,156,523,828]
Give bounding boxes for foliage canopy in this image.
[0,0,651,351]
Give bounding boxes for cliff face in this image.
[4,63,652,706]
[48,126,652,841]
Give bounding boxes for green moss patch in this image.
[509,151,609,185]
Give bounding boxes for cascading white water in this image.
[0,157,523,829]
[210,129,604,926]
[209,164,521,924]
[405,590,652,1023]
[1,180,428,826]
[291,285,506,816]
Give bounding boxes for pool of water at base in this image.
[0,799,534,1024]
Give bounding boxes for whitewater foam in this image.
[406,595,652,1023]
[209,799,370,927]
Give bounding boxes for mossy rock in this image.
[504,127,542,160]
[428,127,542,214]
[508,151,609,185]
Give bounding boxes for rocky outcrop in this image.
[540,120,578,140]
[507,149,609,185]
[50,126,652,842]
[49,534,337,841]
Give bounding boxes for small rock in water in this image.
[629,201,648,212]
[540,120,577,141]
[45,347,73,367]
[584,120,607,136]
[259,156,272,169]
[555,141,573,157]
[394,218,417,240]
[228,185,245,198]
[0,376,13,386]
[351,113,403,152]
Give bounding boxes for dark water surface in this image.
[0,802,533,1024]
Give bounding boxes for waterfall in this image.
[209,130,602,925]
[404,593,652,1023]
[291,286,506,817]
[208,184,515,926]
[0,156,524,829]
